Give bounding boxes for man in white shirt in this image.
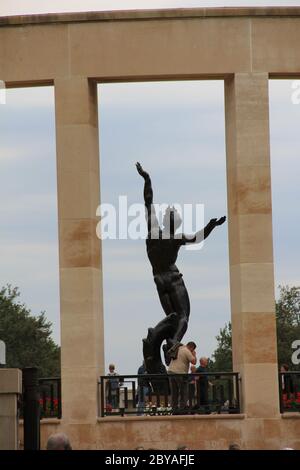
[168,341,197,414]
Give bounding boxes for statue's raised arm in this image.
[136,162,153,206]
[136,162,158,233]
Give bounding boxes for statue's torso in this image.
[146,231,181,275]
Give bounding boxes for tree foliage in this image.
[276,285,300,368]
[0,285,60,377]
[210,285,300,371]
[209,322,232,372]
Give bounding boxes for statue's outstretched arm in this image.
[182,216,226,244]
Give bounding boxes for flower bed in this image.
[282,392,300,411]
[39,397,59,418]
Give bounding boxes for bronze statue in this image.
[136,162,226,374]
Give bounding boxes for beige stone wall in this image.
[18,415,300,450]
[1,9,300,84]
[224,73,279,418]
[54,77,104,423]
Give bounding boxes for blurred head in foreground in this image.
[46,433,72,450]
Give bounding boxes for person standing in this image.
[137,361,150,415]
[188,365,197,407]
[106,363,120,410]
[168,342,197,414]
[280,364,294,394]
[196,357,210,413]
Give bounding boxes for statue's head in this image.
[163,206,182,234]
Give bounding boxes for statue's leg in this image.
[157,291,174,316]
[153,275,181,365]
[161,281,190,366]
[152,312,178,340]
[143,275,178,374]
[143,312,177,381]
[144,273,191,373]
[168,277,190,344]
[155,275,174,316]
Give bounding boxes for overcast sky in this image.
[2,0,300,16]
[0,1,300,375]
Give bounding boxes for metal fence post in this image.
[23,367,40,450]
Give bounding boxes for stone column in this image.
[224,73,279,417]
[0,369,22,450]
[54,77,104,424]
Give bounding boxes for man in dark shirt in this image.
[196,357,210,413]
[137,362,150,415]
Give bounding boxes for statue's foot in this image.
[163,341,182,365]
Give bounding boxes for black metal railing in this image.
[98,372,240,417]
[38,377,62,419]
[279,372,300,413]
[20,377,62,420]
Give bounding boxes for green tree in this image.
[209,285,300,371]
[276,285,300,368]
[0,285,60,377]
[209,322,232,372]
